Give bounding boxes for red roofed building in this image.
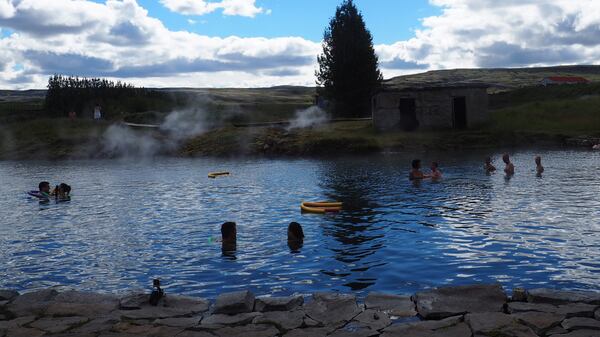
[541,76,590,86]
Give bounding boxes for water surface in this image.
[1,150,599,297]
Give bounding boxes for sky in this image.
[0,0,599,89]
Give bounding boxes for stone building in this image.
[372,84,489,131]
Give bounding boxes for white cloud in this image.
[159,0,265,17]
[1,0,600,89]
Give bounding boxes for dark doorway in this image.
[453,97,467,129]
[399,98,418,131]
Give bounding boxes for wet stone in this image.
[512,311,564,335]
[283,327,330,337]
[153,316,202,328]
[0,316,37,330]
[213,324,279,337]
[252,309,305,332]
[414,284,506,319]
[254,295,303,312]
[5,289,58,316]
[364,293,416,317]
[213,291,255,315]
[352,309,392,331]
[527,289,600,305]
[118,294,209,320]
[29,316,89,334]
[46,290,120,317]
[561,317,600,330]
[304,293,361,327]
[0,291,18,302]
[201,312,262,327]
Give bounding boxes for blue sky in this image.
[96,0,439,44]
[1,0,598,89]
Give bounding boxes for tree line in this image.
[44,75,170,118]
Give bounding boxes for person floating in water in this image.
[409,159,429,180]
[51,183,71,201]
[430,162,442,179]
[502,154,515,176]
[535,156,544,175]
[484,157,496,173]
[221,222,237,254]
[28,181,51,199]
[287,222,304,252]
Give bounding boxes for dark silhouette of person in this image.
[221,222,237,255]
[287,222,304,252]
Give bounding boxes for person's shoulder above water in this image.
[484,157,496,173]
[409,159,429,180]
[430,162,442,179]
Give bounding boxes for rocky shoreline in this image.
[1,284,600,337]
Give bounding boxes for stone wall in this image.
[1,284,599,336]
[372,87,489,131]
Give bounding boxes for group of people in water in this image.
[409,154,545,180]
[30,181,72,201]
[219,221,305,254]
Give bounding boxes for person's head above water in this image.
[431,162,439,170]
[288,222,304,242]
[59,183,71,196]
[535,156,542,166]
[502,154,511,164]
[221,222,237,243]
[485,157,492,164]
[39,181,50,193]
[411,159,421,170]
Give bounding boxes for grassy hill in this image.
[385,65,600,92]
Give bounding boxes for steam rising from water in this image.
[287,106,329,130]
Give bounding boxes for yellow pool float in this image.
[208,171,230,178]
[301,201,343,214]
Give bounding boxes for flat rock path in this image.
[1,284,600,337]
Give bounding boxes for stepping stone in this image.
[29,316,89,334]
[252,309,305,332]
[213,324,279,337]
[414,284,506,319]
[254,295,303,312]
[118,294,209,319]
[352,309,392,331]
[213,291,255,315]
[0,291,19,302]
[303,293,361,327]
[561,317,600,330]
[527,289,600,305]
[381,322,471,337]
[364,293,416,317]
[201,312,262,327]
[5,289,58,316]
[512,311,564,335]
[328,326,379,337]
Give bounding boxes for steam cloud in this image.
[287,106,329,130]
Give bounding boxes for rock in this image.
[283,327,330,337]
[0,291,18,302]
[46,290,120,317]
[213,291,255,315]
[476,323,538,337]
[112,322,183,336]
[465,312,515,335]
[414,284,506,319]
[29,316,89,334]
[119,293,149,310]
[118,294,209,320]
[512,288,528,302]
[527,289,600,305]
[0,316,36,330]
[304,293,361,327]
[213,324,279,337]
[328,325,379,337]
[352,309,392,331]
[176,331,218,337]
[364,293,416,317]
[252,310,305,332]
[303,316,321,327]
[201,312,262,327]
[69,317,120,334]
[550,331,600,337]
[382,322,471,337]
[507,302,557,314]
[5,327,46,337]
[512,311,564,335]
[546,326,569,335]
[381,315,462,336]
[254,296,303,312]
[595,309,599,320]
[561,317,600,330]
[507,302,598,318]
[153,316,202,328]
[5,289,58,316]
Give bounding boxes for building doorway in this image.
[399,98,418,131]
[452,97,467,129]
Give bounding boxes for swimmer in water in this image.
[484,157,496,173]
[409,159,429,180]
[430,162,442,179]
[535,156,544,175]
[503,153,514,176]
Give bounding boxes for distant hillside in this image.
[385,65,600,92]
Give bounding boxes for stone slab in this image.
[69,317,120,334]
[414,284,506,319]
[465,312,515,334]
[153,316,202,328]
[213,291,255,315]
[0,291,18,302]
[5,327,46,337]
[512,311,564,335]
[352,309,392,331]
[213,324,279,337]
[528,288,600,305]
[364,293,416,317]
[252,309,305,332]
[283,327,330,337]
[254,296,303,312]
[304,293,361,326]
[550,331,600,337]
[201,312,262,327]
[5,289,58,316]
[561,317,600,330]
[29,316,89,334]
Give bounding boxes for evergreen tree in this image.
[316,0,382,117]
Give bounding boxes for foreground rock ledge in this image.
[1,284,599,337]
